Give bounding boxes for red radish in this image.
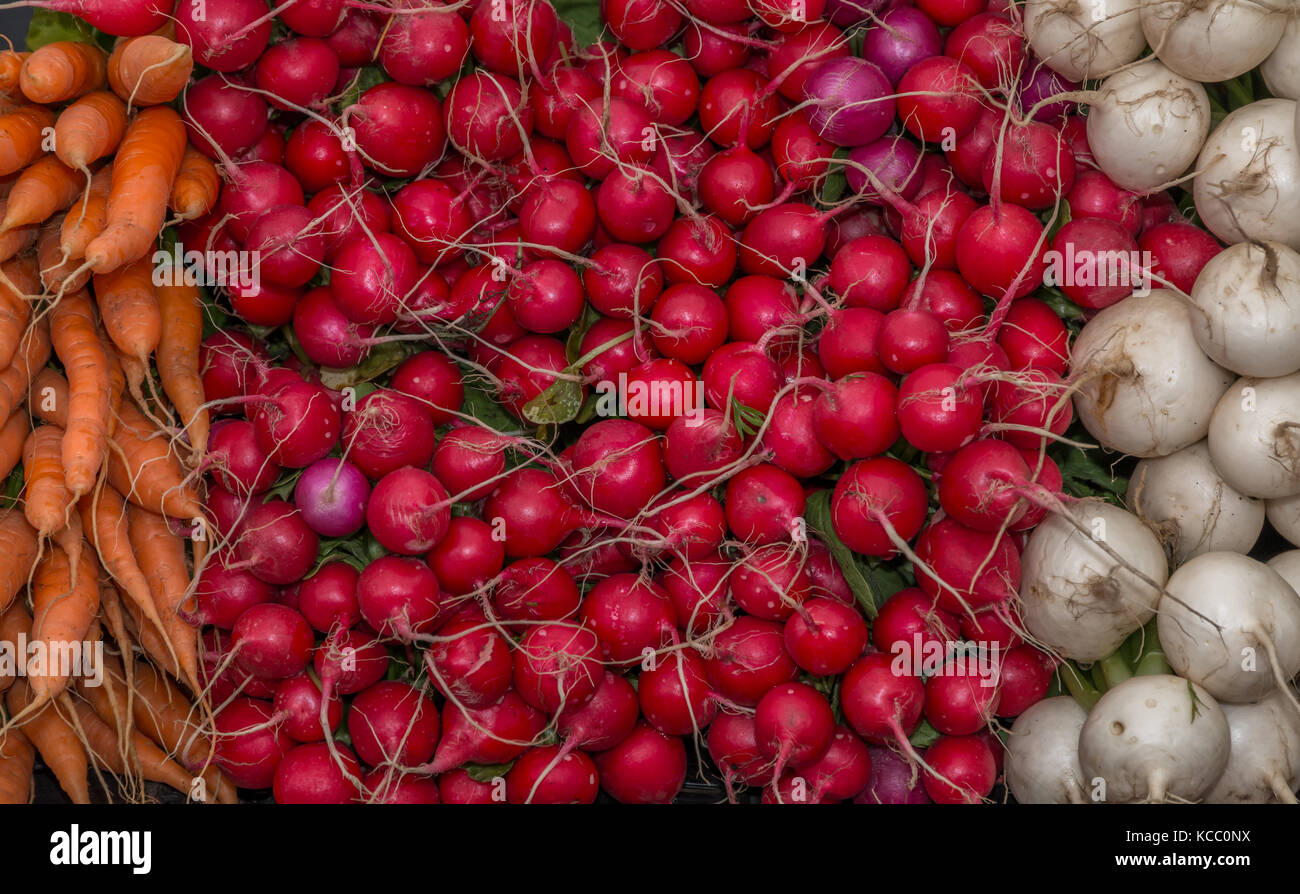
[623,359,704,430]
[922,734,996,803]
[390,351,464,426]
[184,75,269,159]
[356,555,443,639]
[428,691,545,773]
[650,283,729,365]
[1067,170,1142,234]
[341,391,437,481]
[365,467,450,555]
[708,711,768,795]
[273,675,343,743]
[772,110,835,190]
[208,419,278,495]
[579,574,677,664]
[831,458,928,557]
[427,518,504,597]
[227,281,302,328]
[896,56,983,142]
[663,408,743,482]
[483,468,582,558]
[858,745,932,803]
[813,373,899,458]
[292,288,376,369]
[699,146,776,226]
[569,419,667,520]
[724,463,806,545]
[175,0,269,71]
[506,260,585,334]
[946,105,999,188]
[639,649,719,735]
[202,628,275,703]
[214,697,293,789]
[996,645,1054,717]
[467,0,556,74]
[580,316,656,381]
[307,185,392,260]
[876,309,950,374]
[764,391,836,479]
[936,439,1031,532]
[661,555,732,634]
[699,68,781,148]
[1138,221,1222,295]
[512,623,603,713]
[593,723,687,804]
[806,540,855,605]
[429,428,503,504]
[982,120,1075,210]
[657,215,738,288]
[706,616,799,706]
[605,0,683,49]
[584,243,664,318]
[191,559,274,629]
[365,769,441,804]
[703,341,781,413]
[997,297,1069,374]
[755,682,836,777]
[647,491,728,559]
[297,562,361,634]
[897,362,983,453]
[803,725,873,801]
[738,203,827,276]
[989,368,1073,449]
[391,180,473,266]
[532,66,603,138]
[873,587,961,654]
[914,517,1020,613]
[897,186,978,270]
[829,235,912,311]
[216,162,304,242]
[841,652,925,747]
[313,628,390,696]
[330,233,420,326]
[375,4,468,83]
[254,37,339,111]
[238,125,286,165]
[923,659,1002,735]
[506,747,599,804]
[565,96,654,179]
[348,681,440,767]
[558,671,640,752]
[945,12,1024,89]
[818,307,886,379]
[427,608,513,708]
[348,82,446,177]
[491,334,576,418]
[201,331,269,405]
[732,545,813,622]
[234,499,320,586]
[437,768,498,803]
[955,204,1048,300]
[783,598,869,675]
[723,276,799,344]
[519,177,598,258]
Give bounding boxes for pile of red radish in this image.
[172,0,1230,804]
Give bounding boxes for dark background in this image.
[0,9,31,47]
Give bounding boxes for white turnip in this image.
[1207,372,1300,499]
[1005,696,1088,804]
[1269,499,1300,549]
[1140,0,1283,83]
[1126,440,1264,566]
[1158,551,1300,704]
[1194,99,1300,250]
[1023,0,1146,83]
[1205,690,1300,804]
[1262,16,1300,102]
[1020,499,1168,662]
[1078,674,1230,803]
[1072,290,1233,458]
[1086,58,1210,193]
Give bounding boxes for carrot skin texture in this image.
[60,163,111,259]
[155,278,209,452]
[19,41,108,104]
[0,315,49,422]
[0,727,35,803]
[5,680,91,804]
[168,146,219,220]
[28,543,101,705]
[50,290,111,497]
[54,90,128,169]
[0,509,38,615]
[0,105,56,176]
[108,36,192,106]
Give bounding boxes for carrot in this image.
[0,315,49,422]
[0,51,30,96]
[92,254,160,375]
[107,36,192,107]
[19,41,108,105]
[155,278,209,453]
[0,154,83,234]
[168,147,219,222]
[0,201,34,263]
[0,409,24,483]
[0,256,33,370]
[97,322,126,432]
[83,106,186,274]
[59,163,111,260]
[0,508,38,615]
[37,214,90,293]
[5,680,90,803]
[126,505,199,691]
[0,598,32,696]
[34,339,123,436]
[28,542,99,705]
[54,90,127,171]
[78,486,168,642]
[107,397,202,519]
[108,581,183,684]
[0,104,55,177]
[0,727,34,803]
[49,290,111,498]
[21,424,75,537]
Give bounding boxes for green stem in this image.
[1134,651,1172,677]
[1060,662,1102,712]
[1099,652,1133,690]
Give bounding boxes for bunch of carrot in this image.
[0,31,231,804]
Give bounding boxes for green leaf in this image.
[26,10,99,51]
[460,380,517,433]
[908,719,941,750]
[522,378,584,425]
[1045,200,1072,242]
[552,0,604,47]
[338,66,390,110]
[804,489,882,620]
[319,340,414,390]
[1058,446,1128,499]
[464,762,514,784]
[264,467,305,503]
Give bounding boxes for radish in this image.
[593,723,687,804]
[857,745,931,803]
[754,682,836,780]
[914,517,1021,614]
[996,644,1054,717]
[782,597,868,676]
[861,5,943,85]
[365,467,451,555]
[273,743,360,803]
[1207,373,1300,499]
[705,616,799,706]
[764,391,836,479]
[427,691,545,774]
[191,559,274,630]
[1126,440,1264,566]
[897,363,984,454]
[803,57,895,148]
[437,768,498,803]
[208,419,278,495]
[494,558,582,623]
[512,623,603,713]
[292,288,377,369]
[954,203,1048,300]
[639,648,719,735]
[342,391,438,480]
[936,439,1030,532]
[797,725,873,801]
[818,307,886,379]
[723,463,806,545]
[1269,498,1300,549]
[1158,551,1300,705]
[390,352,464,426]
[873,587,960,655]
[348,681,440,767]
[1004,697,1088,804]
[923,656,1002,736]
[732,545,813,622]
[657,215,738,288]
[291,458,368,539]
[356,555,444,639]
[348,82,446,177]
[183,76,269,160]
[391,181,474,267]
[570,419,667,520]
[432,427,507,502]
[841,652,925,748]
[330,233,420,326]
[708,711,768,797]
[1023,0,1146,82]
[579,574,677,664]
[876,310,949,374]
[234,499,320,586]
[1086,58,1210,193]
[273,675,343,743]
[896,56,983,143]
[313,628,389,696]
[254,37,340,112]
[981,120,1075,210]
[663,408,743,482]
[1139,221,1222,297]
[698,68,782,149]
[427,609,513,708]
[812,373,900,461]
[214,697,294,789]
[428,518,505,597]
[1140,0,1283,83]
[1019,499,1167,662]
[1078,674,1230,803]
[364,769,441,804]
[661,554,731,633]
[923,735,997,804]
[505,747,599,804]
[557,671,640,753]
[830,457,928,557]
[847,138,923,208]
[1071,290,1233,458]
[1204,691,1300,804]
[216,161,304,242]
[175,0,270,71]
[1193,99,1300,251]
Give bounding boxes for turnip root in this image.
[1072,290,1233,458]
[1086,58,1210,193]
[1020,499,1168,662]
[1267,550,1300,594]
[1204,691,1300,804]
[1269,499,1300,549]
[1077,674,1230,803]
[1126,440,1264,566]
[1207,373,1300,499]
[1005,697,1089,804]
[1139,0,1283,83]
[1261,16,1300,102]
[1023,0,1146,83]
[1158,551,1300,704]
[1186,241,1300,377]
[1193,99,1300,251]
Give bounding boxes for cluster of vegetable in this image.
[2,0,1299,806]
[0,26,233,804]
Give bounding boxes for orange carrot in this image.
[96,321,126,433]
[50,290,110,497]
[83,106,186,274]
[92,254,160,374]
[28,543,100,706]
[0,200,34,263]
[0,256,33,369]
[6,680,91,804]
[168,147,219,221]
[21,424,74,537]
[0,315,49,422]
[0,598,32,696]
[19,41,108,105]
[155,278,209,453]
[0,104,55,177]
[0,727,34,803]
[107,398,202,520]
[0,51,30,96]
[54,90,127,170]
[0,408,24,483]
[126,505,199,691]
[107,36,192,107]
[0,154,83,233]
[78,486,168,640]
[37,214,91,293]
[0,508,37,615]
[108,581,184,684]
[59,163,111,260]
